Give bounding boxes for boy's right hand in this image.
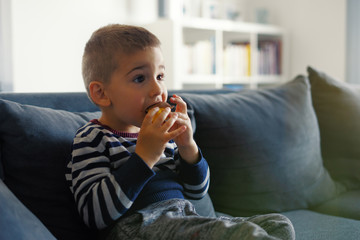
[135,106,186,168]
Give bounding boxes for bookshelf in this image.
[146,17,287,90]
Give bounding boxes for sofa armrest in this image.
[0,152,3,180]
[0,179,56,240]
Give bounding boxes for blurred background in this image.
[0,0,356,92]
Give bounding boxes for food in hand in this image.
[145,102,173,121]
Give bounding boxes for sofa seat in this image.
[311,190,360,220]
[283,210,360,240]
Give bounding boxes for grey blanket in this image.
[104,199,295,240]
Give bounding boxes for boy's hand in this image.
[136,106,186,168]
[169,94,200,165]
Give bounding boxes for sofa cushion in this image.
[282,209,360,240]
[188,193,216,217]
[308,66,360,190]
[312,190,360,220]
[0,99,100,240]
[0,179,56,240]
[180,76,342,217]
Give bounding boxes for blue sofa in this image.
[1,66,360,240]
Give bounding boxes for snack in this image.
[145,102,173,121]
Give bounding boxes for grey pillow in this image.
[180,76,342,216]
[0,99,100,240]
[308,66,360,190]
[0,179,56,240]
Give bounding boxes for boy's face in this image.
[101,46,168,132]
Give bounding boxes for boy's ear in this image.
[89,81,111,107]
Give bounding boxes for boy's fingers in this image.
[143,107,159,124]
[152,107,171,125]
[170,95,187,113]
[174,112,188,120]
[167,125,187,139]
[161,112,178,130]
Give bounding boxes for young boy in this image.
[66,24,295,240]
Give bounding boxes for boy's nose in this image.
[149,78,163,97]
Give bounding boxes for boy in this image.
[66,24,295,239]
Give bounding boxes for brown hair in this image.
[82,24,161,94]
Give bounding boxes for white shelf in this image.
[180,17,284,34]
[146,18,288,90]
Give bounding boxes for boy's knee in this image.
[262,213,295,239]
[254,213,295,240]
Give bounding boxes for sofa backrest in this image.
[0,92,99,112]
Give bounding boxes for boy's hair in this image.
[82,24,161,95]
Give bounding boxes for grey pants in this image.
[105,199,295,240]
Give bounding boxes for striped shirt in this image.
[65,120,210,230]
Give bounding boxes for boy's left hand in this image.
[169,94,199,164]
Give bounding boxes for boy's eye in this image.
[133,75,145,83]
[157,74,165,81]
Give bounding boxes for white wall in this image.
[9,0,159,92]
[243,0,346,81]
[0,0,13,91]
[10,0,128,92]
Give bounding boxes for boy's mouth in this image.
[145,102,173,113]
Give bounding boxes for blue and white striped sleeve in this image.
[69,125,155,230]
[178,149,210,200]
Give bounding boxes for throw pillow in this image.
[180,76,342,217]
[0,179,56,240]
[308,66,360,190]
[0,99,100,240]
